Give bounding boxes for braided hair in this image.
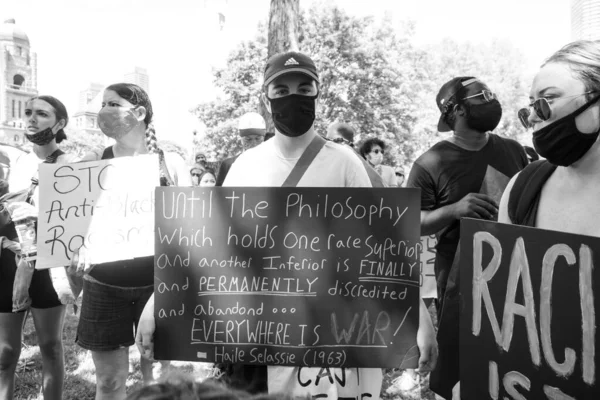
[105,83,174,185]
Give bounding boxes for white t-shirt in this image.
[225,138,372,188]
[224,136,383,399]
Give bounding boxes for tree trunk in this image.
[260,0,300,133]
[267,0,300,56]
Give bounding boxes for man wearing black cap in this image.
[406,77,527,399]
[224,51,437,397]
[136,50,437,399]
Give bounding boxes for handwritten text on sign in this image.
[460,219,599,399]
[420,235,437,299]
[36,155,159,269]
[154,187,421,368]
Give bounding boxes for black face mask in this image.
[464,99,503,132]
[533,95,600,167]
[25,125,57,146]
[269,94,317,137]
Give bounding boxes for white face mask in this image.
[369,151,383,166]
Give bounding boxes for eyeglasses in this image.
[191,173,201,177]
[517,91,596,129]
[371,149,384,155]
[462,90,496,102]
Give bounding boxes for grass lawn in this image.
[15,303,441,399]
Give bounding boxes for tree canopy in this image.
[191,2,530,171]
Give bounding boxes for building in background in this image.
[571,0,600,40]
[0,18,38,146]
[72,83,103,136]
[124,66,149,94]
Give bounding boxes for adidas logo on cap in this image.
[284,57,300,66]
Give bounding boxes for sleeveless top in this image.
[87,146,170,287]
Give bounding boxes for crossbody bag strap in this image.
[282,135,327,187]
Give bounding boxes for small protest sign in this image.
[154,187,421,368]
[36,154,159,269]
[420,235,437,299]
[460,218,600,399]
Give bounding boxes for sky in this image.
[1,0,571,152]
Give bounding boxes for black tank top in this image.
[87,146,154,287]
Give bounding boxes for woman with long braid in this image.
[71,83,190,400]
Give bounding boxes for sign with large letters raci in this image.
[154,187,421,368]
[460,218,599,399]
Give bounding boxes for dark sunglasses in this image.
[517,91,596,129]
[371,149,384,155]
[191,173,202,177]
[462,90,496,102]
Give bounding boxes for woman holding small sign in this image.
[68,83,190,400]
[0,95,75,400]
[448,40,600,400]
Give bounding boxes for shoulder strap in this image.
[26,149,66,202]
[282,135,327,187]
[45,149,65,164]
[361,158,385,187]
[508,160,556,225]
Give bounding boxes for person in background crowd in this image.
[198,169,217,187]
[190,164,205,186]
[70,83,190,400]
[395,168,405,187]
[326,122,385,186]
[326,122,355,147]
[407,76,528,399]
[195,152,208,168]
[359,137,398,187]
[0,95,75,400]
[136,50,437,399]
[215,112,266,186]
[523,145,540,163]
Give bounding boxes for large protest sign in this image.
[36,155,159,269]
[460,219,600,399]
[420,235,437,299]
[154,187,421,368]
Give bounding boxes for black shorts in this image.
[0,252,61,313]
[76,278,153,352]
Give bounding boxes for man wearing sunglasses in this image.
[189,164,205,186]
[215,112,267,186]
[407,76,528,400]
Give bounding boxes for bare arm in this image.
[421,193,499,236]
[420,205,457,236]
